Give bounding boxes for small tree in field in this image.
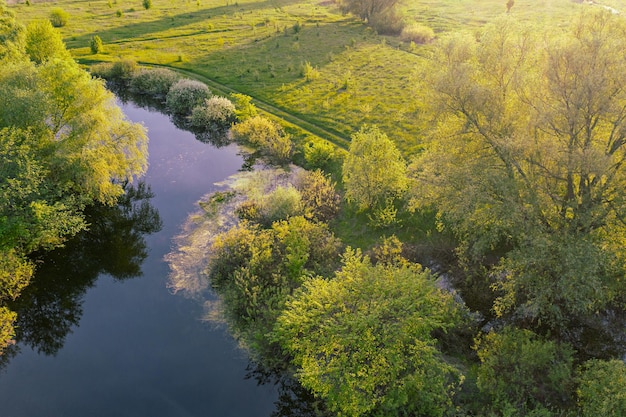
[90,35,103,54]
[143,0,153,10]
[49,8,69,27]
[343,125,408,211]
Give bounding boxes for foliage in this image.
[367,8,404,35]
[128,67,179,98]
[0,1,25,61]
[49,8,69,28]
[0,305,15,352]
[207,216,341,362]
[475,327,575,415]
[259,185,303,225]
[189,96,236,129]
[143,0,153,10]
[338,0,401,24]
[302,138,336,171]
[577,359,626,417]
[89,35,103,54]
[109,59,138,81]
[230,93,258,122]
[401,23,435,44]
[166,78,211,115]
[25,20,70,64]
[295,169,340,222]
[274,248,464,417]
[300,61,319,82]
[343,125,407,211]
[231,115,292,163]
[410,13,626,332]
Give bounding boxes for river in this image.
[0,100,279,416]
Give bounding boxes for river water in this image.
[0,100,279,416]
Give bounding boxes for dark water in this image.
[0,101,279,416]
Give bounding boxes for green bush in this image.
[129,68,180,98]
[368,9,403,35]
[300,61,319,81]
[230,93,258,121]
[302,138,336,171]
[49,8,69,27]
[166,79,211,115]
[143,0,152,10]
[89,62,114,79]
[231,115,292,163]
[577,359,626,417]
[109,59,138,81]
[474,327,575,414]
[90,35,103,54]
[296,169,340,222]
[116,9,123,17]
[401,24,435,44]
[260,185,303,224]
[189,96,236,129]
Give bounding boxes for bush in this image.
[109,59,138,81]
[474,327,575,414]
[231,115,292,163]
[189,96,236,129]
[577,359,626,417]
[90,62,114,79]
[230,93,258,121]
[302,138,336,170]
[368,9,403,35]
[401,24,435,44]
[129,68,179,98]
[90,35,103,54]
[296,169,340,222]
[260,185,303,224]
[300,61,320,81]
[49,8,69,27]
[143,0,152,10]
[166,79,211,115]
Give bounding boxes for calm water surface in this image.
[0,101,279,416]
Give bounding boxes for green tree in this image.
[49,8,69,28]
[142,0,152,10]
[475,327,575,415]
[89,35,103,54]
[274,248,464,417]
[343,125,408,211]
[338,0,400,23]
[577,359,626,417]
[410,13,626,331]
[25,20,70,64]
[0,0,25,61]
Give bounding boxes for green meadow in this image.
[9,0,607,154]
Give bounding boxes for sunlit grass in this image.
[11,0,615,156]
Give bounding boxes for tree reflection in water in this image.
[6,182,162,357]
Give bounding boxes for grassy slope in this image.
[10,0,612,156]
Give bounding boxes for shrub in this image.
[401,24,435,44]
[474,327,575,414]
[143,0,152,10]
[230,93,258,121]
[296,169,340,222]
[260,185,303,224]
[90,62,114,79]
[109,59,138,81]
[300,61,320,81]
[231,115,292,163]
[129,68,179,98]
[166,79,211,115]
[90,35,103,54]
[303,138,335,170]
[49,8,69,28]
[577,359,626,417]
[368,9,403,35]
[189,96,236,129]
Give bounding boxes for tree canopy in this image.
[410,12,626,332]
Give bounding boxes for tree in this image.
[274,248,464,417]
[89,35,103,54]
[25,20,70,64]
[142,0,152,10]
[410,13,626,332]
[338,0,401,23]
[577,359,626,417]
[165,78,211,115]
[343,125,408,211]
[474,327,575,414]
[0,0,25,61]
[49,8,69,28]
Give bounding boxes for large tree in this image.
[0,4,148,354]
[410,12,626,333]
[274,248,463,417]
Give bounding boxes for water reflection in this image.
[6,182,161,357]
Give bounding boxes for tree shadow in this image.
[5,182,162,357]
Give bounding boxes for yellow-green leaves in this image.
[275,248,463,417]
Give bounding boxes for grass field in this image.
[10,0,618,155]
